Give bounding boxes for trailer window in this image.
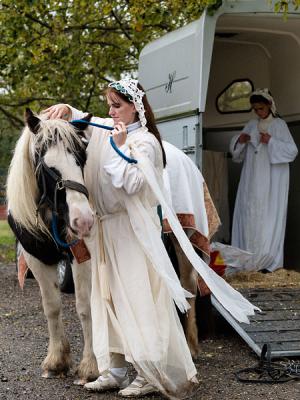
[217,80,254,114]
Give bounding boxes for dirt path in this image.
[0,263,299,400]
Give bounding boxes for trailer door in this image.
[138,11,217,166]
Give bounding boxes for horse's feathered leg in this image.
[71,258,98,384]
[170,234,200,359]
[23,251,72,378]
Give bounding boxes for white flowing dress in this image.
[230,116,298,271]
[70,107,259,398]
[71,109,197,397]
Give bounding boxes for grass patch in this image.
[0,220,15,263]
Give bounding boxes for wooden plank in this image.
[242,320,300,332]
[246,310,300,321]
[249,331,300,342]
[250,292,300,299]
[255,341,300,351]
[249,301,300,311]
[245,291,300,302]
[211,288,300,358]
[0,205,7,220]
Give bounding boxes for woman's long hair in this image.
[106,83,166,167]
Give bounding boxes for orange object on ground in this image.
[197,250,227,297]
[209,250,226,277]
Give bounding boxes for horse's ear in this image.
[25,108,40,134]
[71,113,93,131]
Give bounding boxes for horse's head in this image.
[25,108,94,239]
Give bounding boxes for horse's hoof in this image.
[42,370,67,379]
[191,348,200,360]
[73,378,87,386]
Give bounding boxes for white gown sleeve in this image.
[104,138,157,195]
[229,121,253,163]
[268,119,298,164]
[230,134,247,163]
[68,105,86,121]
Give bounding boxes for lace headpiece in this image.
[108,78,146,127]
[251,88,277,116]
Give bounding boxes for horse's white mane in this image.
[6,117,83,236]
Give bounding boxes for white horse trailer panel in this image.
[157,115,201,166]
[138,13,216,120]
[138,0,300,257]
[138,0,300,358]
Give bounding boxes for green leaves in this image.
[272,0,300,14]
[0,0,211,133]
[1,0,299,173]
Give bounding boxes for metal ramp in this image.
[211,287,300,358]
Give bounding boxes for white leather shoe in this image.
[118,375,157,397]
[84,370,129,392]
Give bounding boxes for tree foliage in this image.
[0,0,222,169]
[0,1,219,130]
[272,0,300,13]
[0,0,300,170]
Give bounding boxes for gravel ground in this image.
[1,262,300,400]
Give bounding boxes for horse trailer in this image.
[138,0,300,268]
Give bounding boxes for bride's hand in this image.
[42,104,71,120]
[111,122,127,147]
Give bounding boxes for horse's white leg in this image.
[170,234,200,358]
[23,252,72,378]
[71,258,98,384]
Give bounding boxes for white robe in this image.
[71,108,197,398]
[70,107,259,398]
[230,117,298,271]
[162,141,220,255]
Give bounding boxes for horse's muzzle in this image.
[70,206,94,238]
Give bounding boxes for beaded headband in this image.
[251,88,277,115]
[108,78,147,127]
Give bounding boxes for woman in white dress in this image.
[230,89,298,272]
[46,79,258,398]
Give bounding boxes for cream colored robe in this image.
[70,107,259,398]
[73,114,196,398]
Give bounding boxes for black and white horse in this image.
[6,111,207,384]
[6,109,98,383]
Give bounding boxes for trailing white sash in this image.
[129,144,260,323]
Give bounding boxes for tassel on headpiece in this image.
[108,78,147,127]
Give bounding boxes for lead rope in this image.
[97,215,111,300]
[71,119,137,164]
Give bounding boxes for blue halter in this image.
[71,119,138,164]
[51,215,79,248]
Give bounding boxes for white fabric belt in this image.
[96,210,127,222]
